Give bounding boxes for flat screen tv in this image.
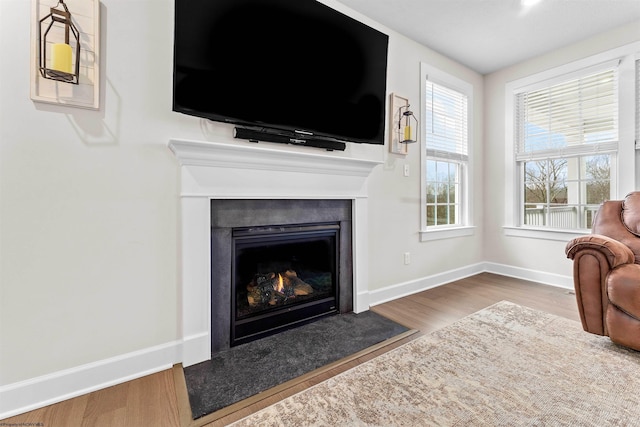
[173,0,389,150]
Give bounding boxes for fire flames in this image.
[274,273,284,293]
[246,270,314,308]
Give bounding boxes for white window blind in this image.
[425,81,468,161]
[514,67,618,161]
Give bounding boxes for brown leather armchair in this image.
[565,191,640,351]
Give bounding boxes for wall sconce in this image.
[38,0,81,84]
[398,105,418,144]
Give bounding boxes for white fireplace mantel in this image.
[168,139,382,366]
[169,138,382,177]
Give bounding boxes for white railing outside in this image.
[525,205,599,229]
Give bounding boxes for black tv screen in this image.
[173,0,389,146]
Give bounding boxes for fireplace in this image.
[168,139,381,366]
[210,199,353,353]
[231,222,340,346]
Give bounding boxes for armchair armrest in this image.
[565,234,635,269]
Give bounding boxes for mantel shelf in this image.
[168,139,382,177]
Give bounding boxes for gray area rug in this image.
[230,301,640,426]
[184,311,409,419]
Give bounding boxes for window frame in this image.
[504,44,639,241]
[420,62,475,242]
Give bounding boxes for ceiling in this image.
[335,0,640,75]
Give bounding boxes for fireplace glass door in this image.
[231,223,339,346]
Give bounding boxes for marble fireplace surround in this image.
[168,139,382,367]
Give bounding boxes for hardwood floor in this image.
[2,273,581,427]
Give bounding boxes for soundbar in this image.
[234,126,346,151]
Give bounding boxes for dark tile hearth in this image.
[183,311,410,420]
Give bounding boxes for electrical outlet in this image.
[404,252,411,265]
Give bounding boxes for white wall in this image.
[483,21,640,281]
[0,0,483,414]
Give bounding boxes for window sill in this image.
[502,226,588,242]
[420,226,476,242]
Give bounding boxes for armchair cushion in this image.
[606,304,640,351]
[622,191,640,237]
[607,263,640,322]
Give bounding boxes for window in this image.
[513,64,619,231]
[504,45,639,240]
[421,63,474,240]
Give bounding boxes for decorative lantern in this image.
[38,0,81,84]
[398,104,418,144]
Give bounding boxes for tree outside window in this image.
[523,155,609,229]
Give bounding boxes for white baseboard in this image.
[354,290,370,314]
[369,263,486,307]
[483,262,573,290]
[182,332,211,368]
[369,262,573,307]
[0,340,182,420]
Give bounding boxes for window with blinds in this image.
[425,80,469,227]
[513,66,619,230]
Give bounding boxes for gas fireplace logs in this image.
[247,270,314,307]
